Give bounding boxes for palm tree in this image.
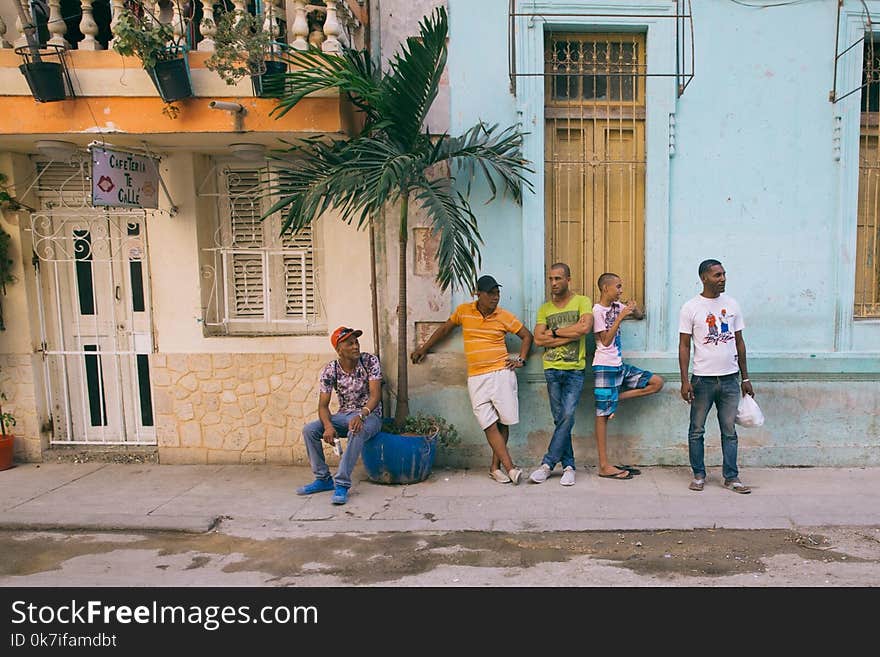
[265,7,532,426]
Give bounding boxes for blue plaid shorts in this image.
[592,363,653,416]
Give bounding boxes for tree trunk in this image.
[394,194,410,425]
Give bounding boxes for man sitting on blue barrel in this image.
[296,326,383,505]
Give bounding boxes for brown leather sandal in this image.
[724,478,751,494]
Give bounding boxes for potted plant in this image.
[361,413,460,484]
[0,387,16,471]
[112,5,194,102]
[205,8,287,98]
[16,44,70,103]
[12,0,70,102]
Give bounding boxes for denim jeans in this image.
[302,412,382,488]
[542,368,586,470]
[687,374,740,481]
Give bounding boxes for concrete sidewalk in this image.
[0,463,877,537]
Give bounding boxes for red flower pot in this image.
[0,433,14,471]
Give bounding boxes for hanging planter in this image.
[112,8,193,103]
[147,54,194,102]
[251,60,287,98]
[16,44,72,103]
[205,9,286,98]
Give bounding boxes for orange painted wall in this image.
[0,95,346,135]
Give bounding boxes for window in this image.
[544,33,646,307]
[857,37,880,318]
[203,165,321,334]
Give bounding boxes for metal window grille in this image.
[544,32,646,307]
[508,0,694,97]
[31,161,156,445]
[857,36,880,318]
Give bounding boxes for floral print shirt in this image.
[318,353,383,416]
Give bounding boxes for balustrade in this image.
[0,12,10,49]
[4,1,362,55]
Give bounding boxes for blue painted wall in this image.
[407,0,880,468]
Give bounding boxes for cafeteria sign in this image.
[92,146,160,209]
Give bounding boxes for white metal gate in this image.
[31,163,156,445]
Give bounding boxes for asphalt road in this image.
[2,525,879,587]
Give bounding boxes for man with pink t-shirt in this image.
[592,273,664,480]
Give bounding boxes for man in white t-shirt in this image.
[678,260,754,494]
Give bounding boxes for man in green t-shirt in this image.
[529,263,594,486]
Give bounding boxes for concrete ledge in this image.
[0,513,218,534]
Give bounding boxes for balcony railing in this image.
[0,0,363,54]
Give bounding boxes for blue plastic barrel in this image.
[361,430,438,484]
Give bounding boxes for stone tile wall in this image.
[152,353,336,465]
[0,353,40,461]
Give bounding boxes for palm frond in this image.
[434,122,534,204]
[264,135,426,234]
[378,6,448,147]
[412,176,483,292]
[272,45,382,122]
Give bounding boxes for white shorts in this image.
[467,368,519,430]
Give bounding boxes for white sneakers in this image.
[488,468,511,484]
[494,465,574,486]
[529,463,552,483]
[529,463,576,486]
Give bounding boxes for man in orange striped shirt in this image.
[411,275,533,485]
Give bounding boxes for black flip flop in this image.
[599,469,633,480]
[615,464,641,476]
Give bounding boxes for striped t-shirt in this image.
[450,302,524,377]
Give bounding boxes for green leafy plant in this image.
[0,223,14,331]
[383,412,460,449]
[112,7,185,70]
[0,390,15,437]
[0,172,32,214]
[0,226,13,292]
[205,9,276,84]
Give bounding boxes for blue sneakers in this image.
[296,479,348,504]
[296,478,335,495]
[331,485,349,505]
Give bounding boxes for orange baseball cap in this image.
[330,326,363,349]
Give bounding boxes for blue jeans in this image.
[302,412,382,488]
[687,374,740,481]
[542,368,586,470]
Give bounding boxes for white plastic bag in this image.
[735,394,764,428]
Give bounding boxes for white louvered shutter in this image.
[220,165,317,329]
[279,227,315,319]
[226,169,266,318]
[36,161,90,208]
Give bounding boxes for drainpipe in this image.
[365,0,392,421]
[369,218,380,362]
